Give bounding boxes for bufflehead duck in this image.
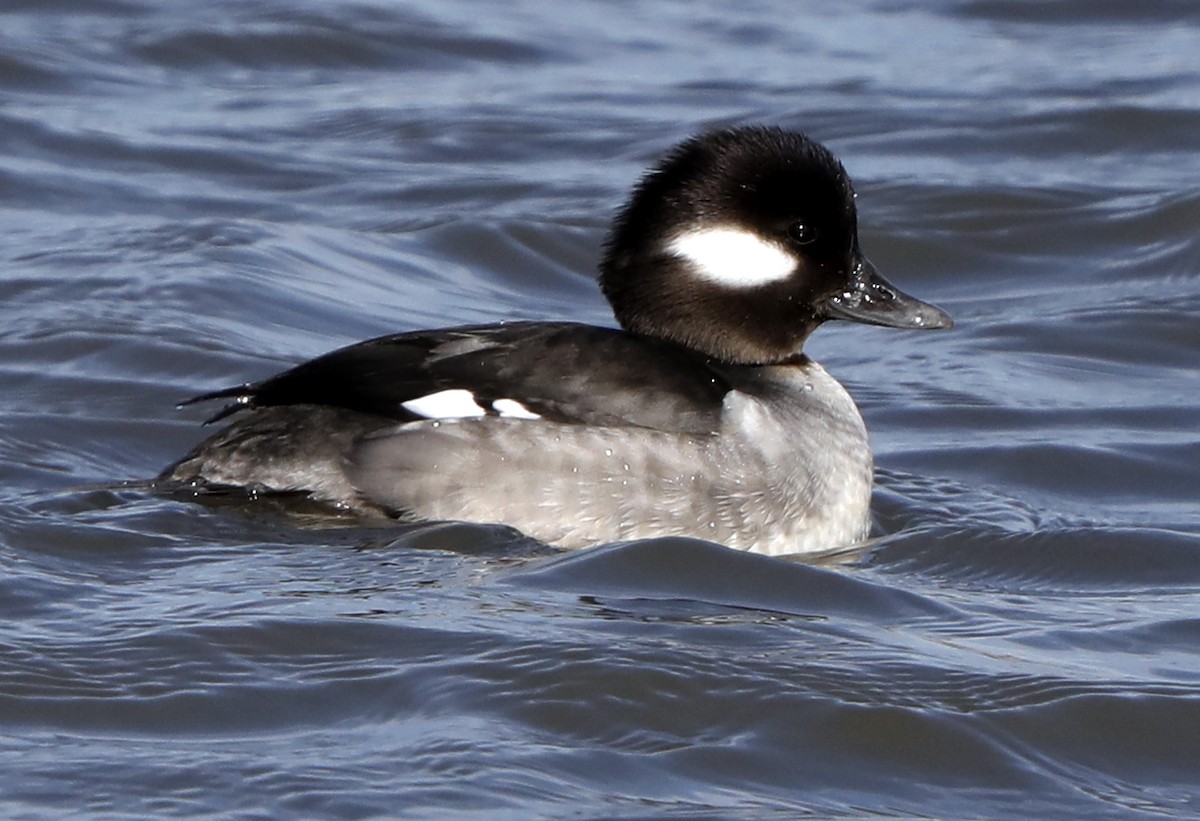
[161,126,951,556]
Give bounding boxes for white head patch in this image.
[666,227,796,288]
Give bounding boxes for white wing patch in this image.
[401,389,486,419]
[491,398,542,419]
[401,389,542,421]
[667,226,796,288]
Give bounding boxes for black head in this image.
[599,126,951,364]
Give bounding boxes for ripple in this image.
[127,11,558,72]
[872,520,1200,594]
[962,0,1199,24]
[500,537,952,623]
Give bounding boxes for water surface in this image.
[3,1,1200,818]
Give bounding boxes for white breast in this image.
[715,361,873,555]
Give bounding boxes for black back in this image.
[191,322,733,435]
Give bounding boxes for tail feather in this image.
[176,383,256,424]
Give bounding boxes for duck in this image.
[160,125,951,556]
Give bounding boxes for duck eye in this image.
[788,221,817,245]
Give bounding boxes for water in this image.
[3,0,1200,817]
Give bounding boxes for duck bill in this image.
[822,255,953,330]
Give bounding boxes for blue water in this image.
[3,1,1200,817]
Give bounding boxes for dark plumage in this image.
[160,126,950,554]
